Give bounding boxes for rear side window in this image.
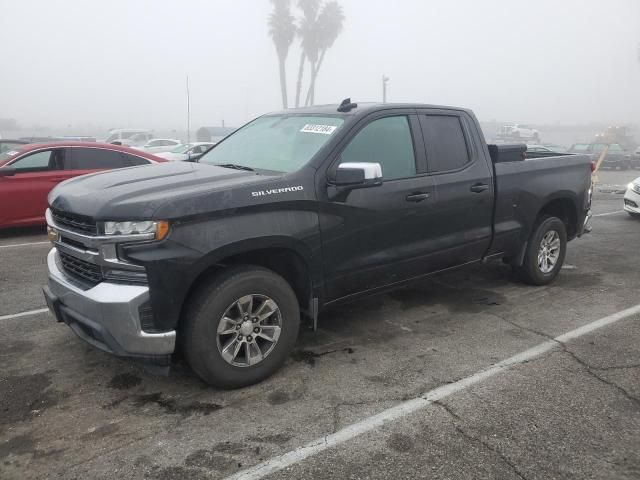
[67,148,128,170]
[420,115,470,173]
[340,116,416,180]
[124,154,150,166]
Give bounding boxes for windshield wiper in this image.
[215,163,255,172]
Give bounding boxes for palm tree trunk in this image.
[304,61,315,106]
[278,56,289,109]
[295,51,306,108]
[305,49,326,106]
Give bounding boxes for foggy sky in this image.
[2,0,640,132]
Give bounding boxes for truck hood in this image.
[49,161,273,220]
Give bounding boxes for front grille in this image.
[51,209,98,236]
[59,250,103,285]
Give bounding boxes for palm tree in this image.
[303,1,344,106]
[294,0,321,108]
[268,0,296,109]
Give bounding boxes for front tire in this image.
[181,266,300,388]
[513,215,567,285]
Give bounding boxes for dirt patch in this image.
[248,433,292,445]
[388,282,507,314]
[0,373,60,427]
[0,340,35,357]
[386,432,414,452]
[290,347,355,366]
[81,423,120,439]
[108,373,142,390]
[148,465,210,480]
[0,434,35,459]
[132,392,222,416]
[184,449,236,470]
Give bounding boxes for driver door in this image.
[319,113,437,302]
[0,148,68,227]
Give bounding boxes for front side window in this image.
[421,115,470,173]
[199,115,344,173]
[340,116,416,180]
[10,150,57,172]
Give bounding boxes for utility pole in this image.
[186,75,191,145]
[382,75,389,103]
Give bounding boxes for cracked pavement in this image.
[1,170,639,479]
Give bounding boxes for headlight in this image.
[102,220,170,239]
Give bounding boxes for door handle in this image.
[405,192,430,202]
[470,183,489,193]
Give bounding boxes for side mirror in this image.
[334,162,383,189]
[0,167,16,177]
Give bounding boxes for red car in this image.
[0,142,166,228]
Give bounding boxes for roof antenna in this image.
[337,98,358,112]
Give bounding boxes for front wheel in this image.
[181,266,300,388]
[513,215,567,285]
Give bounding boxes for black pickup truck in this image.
[43,101,593,387]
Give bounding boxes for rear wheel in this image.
[181,266,300,388]
[513,215,567,285]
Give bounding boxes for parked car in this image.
[624,177,640,217]
[0,139,30,156]
[0,142,165,229]
[498,123,540,141]
[568,143,631,170]
[105,129,153,147]
[44,102,592,388]
[136,138,182,154]
[633,146,640,169]
[155,142,216,161]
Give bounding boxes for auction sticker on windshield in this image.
[300,124,337,135]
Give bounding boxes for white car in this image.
[136,138,182,154]
[624,177,640,217]
[499,123,540,141]
[155,142,216,161]
[105,129,153,147]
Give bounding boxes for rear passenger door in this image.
[417,110,494,267]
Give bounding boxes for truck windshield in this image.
[199,115,344,173]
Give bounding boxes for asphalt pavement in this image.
[0,170,638,480]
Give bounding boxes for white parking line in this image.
[0,308,49,321]
[225,302,640,480]
[0,241,49,249]
[593,210,625,217]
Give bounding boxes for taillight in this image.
[591,161,596,172]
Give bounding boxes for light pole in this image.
[382,75,389,103]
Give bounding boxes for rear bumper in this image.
[45,248,175,363]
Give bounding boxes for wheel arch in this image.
[178,237,317,329]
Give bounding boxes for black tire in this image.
[513,215,567,286]
[181,265,300,388]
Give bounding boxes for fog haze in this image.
[2,0,639,132]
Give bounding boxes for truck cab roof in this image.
[267,102,472,118]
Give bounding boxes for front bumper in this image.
[45,248,176,362]
[624,187,640,214]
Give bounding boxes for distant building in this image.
[196,126,237,143]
